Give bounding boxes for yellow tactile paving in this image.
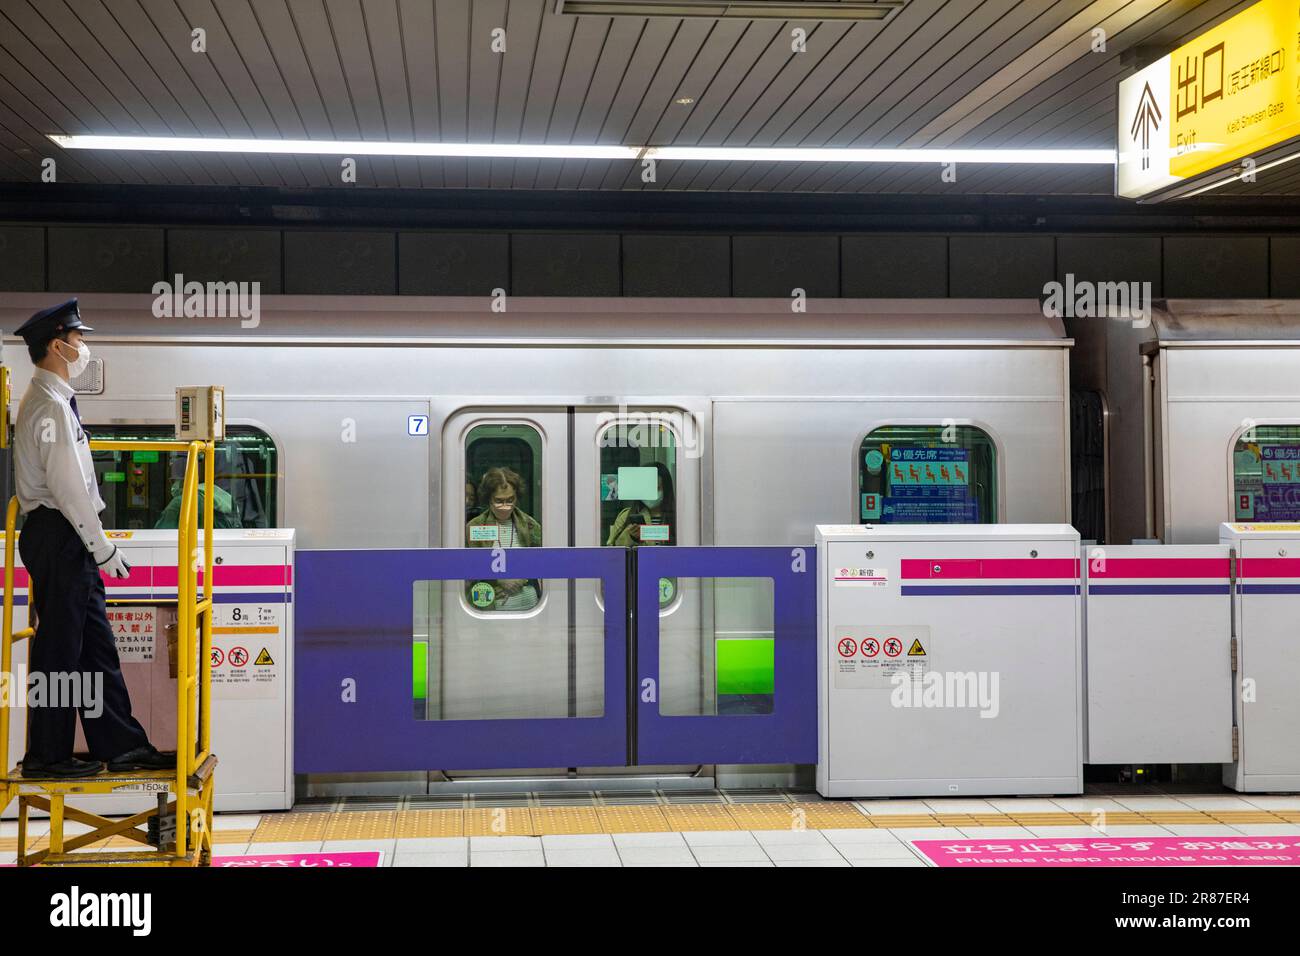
[726,803,814,830]
[663,804,741,831]
[530,807,604,835]
[867,815,947,828]
[1093,812,1153,826]
[1208,811,1287,824]
[322,811,396,841]
[251,812,331,842]
[463,808,534,836]
[799,804,875,829]
[66,800,1287,844]
[395,809,464,838]
[1008,814,1088,826]
[1142,812,1217,824]
[597,805,671,833]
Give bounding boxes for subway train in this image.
[1,292,1297,792]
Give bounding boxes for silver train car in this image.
[1,294,1072,789]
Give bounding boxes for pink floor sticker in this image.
[213,851,382,868]
[914,836,1300,867]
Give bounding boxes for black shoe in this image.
[20,757,104,779]
[107,745,175,772]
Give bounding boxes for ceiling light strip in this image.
[49,134,1114,165]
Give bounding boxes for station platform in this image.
[6,788,1298,868]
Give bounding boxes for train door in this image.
[573,407,708,723]
[434,409,578,721]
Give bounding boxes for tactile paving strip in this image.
[395,810,464,838]
[463,808,534,836]
[231,803,1298,842]
[322,810,396,840]
[663,804,741,830]
[530,807,604,835]
[596,805,671,833]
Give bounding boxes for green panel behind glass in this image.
[716,637,774,695]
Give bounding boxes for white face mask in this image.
[57,339,91,378]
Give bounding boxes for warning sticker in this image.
[108,606,156,662]
[834,625,931,689]
[210,603,282,699]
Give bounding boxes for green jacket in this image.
[465,508,542,548]
[606,505,671,547]
[155,485,242,530]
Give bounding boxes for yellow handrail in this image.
[0,437,214,862]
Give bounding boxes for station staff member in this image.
[13,300,172,778]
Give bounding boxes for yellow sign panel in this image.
[1168,0,1300,177]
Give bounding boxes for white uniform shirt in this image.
[14,367,113,561]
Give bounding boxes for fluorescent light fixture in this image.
[554,1,903,20]
[647,146,1113,164]
[48,135,636,160]
[49,134,1113,165]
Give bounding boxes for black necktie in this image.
[69,395,80,422]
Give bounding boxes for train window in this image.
[464,423,543,612]
[89,425,278,530]
[599,420,677,608]
[413,579,604,720]
[1233,425,1300,521]
[659,578,775,717]
[859,425,997,524]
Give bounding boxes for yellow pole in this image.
[174,445,198,857]
[2,498,17,782]
[201,442,214,760]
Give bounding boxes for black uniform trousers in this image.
[19,506,149,764]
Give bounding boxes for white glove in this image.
[97,546,132,580]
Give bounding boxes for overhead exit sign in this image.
[1117,0,1300,199]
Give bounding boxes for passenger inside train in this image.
[465,466,542,611]
[154,454,242,530]
[606,461,676,547]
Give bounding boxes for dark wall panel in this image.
[400,233,509,295]
[0,226,44,292]
[733,235,838,298]
[622,235,730,297]
[511,234,620,296]
[949,235,1054,297]
[1163,236,1269,298]
[841,235,947,297]
[1056,236,1162,297]
[284,231,396,295]
[1270,237,1300,297]
[167,229,282,293]
[48,227,163,293]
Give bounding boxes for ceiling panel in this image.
[0,0,1289,197]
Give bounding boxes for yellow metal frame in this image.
[1,439,217,866]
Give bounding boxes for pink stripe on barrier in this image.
[1238,557,1300,578]
[1089,558,1230,579]
[153,565,291,587]
[901,558,1079,581]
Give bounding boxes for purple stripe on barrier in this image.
[901,585,1080,596]
[1089,584,1230,595]
[1239,583,1300,594]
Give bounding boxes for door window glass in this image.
[1233,425,1300,520]
[464,423,544,612]
[599,420,677,607]
[859,425,997,524]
